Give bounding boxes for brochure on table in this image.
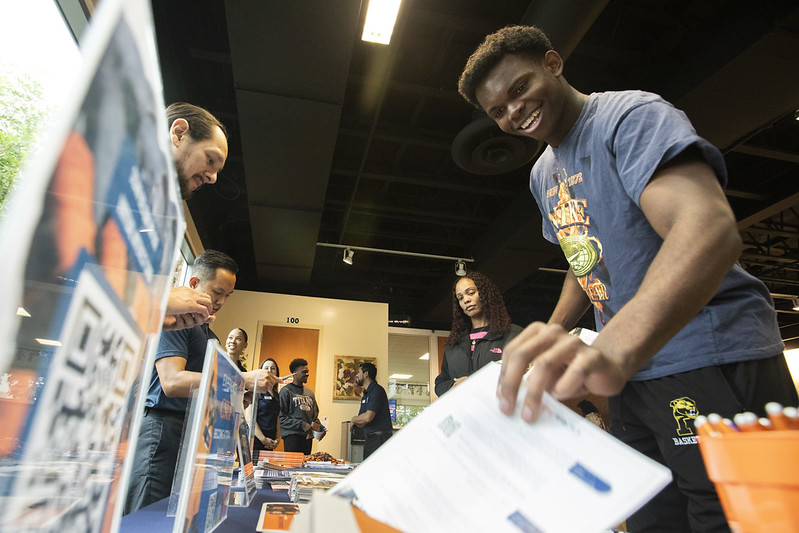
[229,401,257,507]
[171,340,246,533]
[0,0,182,531]
[331,362,672,533]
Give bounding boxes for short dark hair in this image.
[191,249,238,283]
[289,358,308,373]
[360,362,377,380]
[166,102,228,141]
[458,25,553,108]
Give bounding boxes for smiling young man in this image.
[458,25,798,532]
[279,358,322,454]
[124,250,276,514]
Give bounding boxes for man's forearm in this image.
[160,370,202,398]
[548,269,592,330]
[352,411,376,427]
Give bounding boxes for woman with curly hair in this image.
[434,272,522,396]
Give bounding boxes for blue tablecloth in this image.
[119,485,290,533]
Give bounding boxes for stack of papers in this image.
[330,362,671,533]
[290,472,349,503]
[258,451,306,468]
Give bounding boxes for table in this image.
[119,485,290,532]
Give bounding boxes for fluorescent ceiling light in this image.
[35,338,62,347]
[16,307,31,317]
[389,373,412,380]
[362,0,402,45]
[419,352,429,360]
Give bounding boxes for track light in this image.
[792,296,799,311]
[318,242,475,270]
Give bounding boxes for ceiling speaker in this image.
[451,116,542,175]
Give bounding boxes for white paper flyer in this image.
[331,362,671,533]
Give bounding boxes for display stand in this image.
[170,341,246,533]
[0,0,182,531]
[229,408,257,508]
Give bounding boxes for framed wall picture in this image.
[333,355,376,400]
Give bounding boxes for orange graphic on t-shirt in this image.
[548,173,609,316]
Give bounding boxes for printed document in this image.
[331,362,671,533]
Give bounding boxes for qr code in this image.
[438,415,460,437]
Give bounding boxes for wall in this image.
[213,289,388,458]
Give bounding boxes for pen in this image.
[765,402,792,430]
[732,412,760,432]
[758,417,773,431]
[782,406,799,430]
[707,413,737,434]
[694,415,711,438]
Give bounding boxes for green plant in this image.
[0,70,47,214]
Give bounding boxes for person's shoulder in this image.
[594,90,664,106]
[593,90,673,118]
[157,326,194,350]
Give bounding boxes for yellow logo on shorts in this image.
[670,397,698,437]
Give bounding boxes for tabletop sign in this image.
[171,340,245,533]
[0,0,182,531]
[228,401,257,507]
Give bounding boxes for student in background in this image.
[248,358,282,454]
[434,272,522,397]
[279,358,323,454]
[351,362,393,459]
[225,327,249,372]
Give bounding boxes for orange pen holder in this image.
[698,431,799,533]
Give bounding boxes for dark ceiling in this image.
[149,0,799,344]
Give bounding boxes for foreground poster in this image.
[172,341,245,533]
[0,0,182,531]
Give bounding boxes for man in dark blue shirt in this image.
[124,250,275,514]
[350,362,393,460]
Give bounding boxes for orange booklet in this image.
[256,502,308,532]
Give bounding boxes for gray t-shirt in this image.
[530,90,783,380]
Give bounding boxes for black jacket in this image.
[434,323,523,397]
